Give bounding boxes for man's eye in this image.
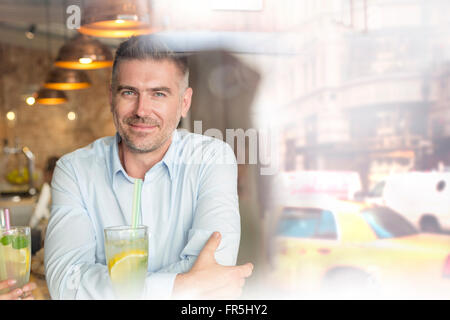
[155,92,166,97]
[122,90,136,96]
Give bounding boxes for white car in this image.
[364,172,450,233]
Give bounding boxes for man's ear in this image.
[181,87,193,118]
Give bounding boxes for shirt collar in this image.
[160,129,179,181]
[110,130,179,183]
[111,132,127,182]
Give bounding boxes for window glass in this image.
[361,207,418,239]
[277,217,318,238]
[316,210,338,239]
[370,181,385,197]
[277,207,337,239]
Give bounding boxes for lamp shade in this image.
[44,68,91,90]
[78,0,156,38]
[54,34,113,70]
[35,88,68,105]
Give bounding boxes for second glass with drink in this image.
[0,226,31,295]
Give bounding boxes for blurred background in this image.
[0,0,450,299]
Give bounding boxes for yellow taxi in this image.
[269,195,450,298]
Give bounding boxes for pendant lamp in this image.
[44,68,91,90]
[54,33,113,70]
[35,88,68,105]
[34,0,68,105]
[78,0,156,38]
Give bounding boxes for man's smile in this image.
[129,123,158,132]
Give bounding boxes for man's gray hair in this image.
[111,35,189,89]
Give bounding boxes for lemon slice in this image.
[19,248,30,276]
[7,247,30,276]
[108,250,148,284]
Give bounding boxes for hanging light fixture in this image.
[44,68,91,90]
[35,88,68,105]
[54,33,113,70]
[34,0,68,106]
[78,0,156,38]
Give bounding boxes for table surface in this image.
[30,273,51,300]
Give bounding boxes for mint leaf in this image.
[0,235,13,246]
[12,236,28,250]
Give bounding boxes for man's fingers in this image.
[21,282,37,292]
[237,263,254,278]
[177,232,254,300]
[197,232,221,263]
[0,279,16,291]
[0,288,23,300]
[204,265,251,297]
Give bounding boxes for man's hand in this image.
[172,232,253,299]
[0,279,37,300]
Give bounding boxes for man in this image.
[44,35,253,299]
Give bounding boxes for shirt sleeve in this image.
[141,141,241,299]
[186,140,241,266]
[44,158,116,300]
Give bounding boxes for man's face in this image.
[110,59,192,153]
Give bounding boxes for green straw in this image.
[131,179,143,229]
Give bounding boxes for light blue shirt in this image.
[44,129,240,299]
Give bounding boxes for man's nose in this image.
[135,94,153,117]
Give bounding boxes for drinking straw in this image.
[0,209,5,229]
[131,179,143,229]
[3,208,10,231]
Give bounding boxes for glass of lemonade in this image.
[0,227,31,294]
[104,225,148,299]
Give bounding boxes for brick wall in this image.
[0,42,115,178]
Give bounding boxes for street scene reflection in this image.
[256,0,450,299]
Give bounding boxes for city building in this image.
[280,0,450,190]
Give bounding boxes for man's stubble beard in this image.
[112,103,181,154]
